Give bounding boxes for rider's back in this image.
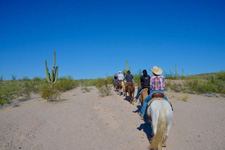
[118,74,124,80]
[125,74,133,82]
[141,75,150,87]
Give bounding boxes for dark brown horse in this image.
[125,82,135,104]
[113,80,123,95]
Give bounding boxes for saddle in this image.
[147,93,166,106]
[147,93,174,111]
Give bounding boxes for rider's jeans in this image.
[140,90,168,117]
[136,87,143,99]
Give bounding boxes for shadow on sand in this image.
[135,105,153,141]
[124,96,131,103]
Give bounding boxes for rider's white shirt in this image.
[118,74,124,80]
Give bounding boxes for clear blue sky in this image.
[0,0,225,80]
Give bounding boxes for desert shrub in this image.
[84,87,90,92]
[215,71,225,81]
[95,78,105,89]
[99,86,111,96]
[133,69,142,84]
[164,71,176,79]
[40,84,61,101]
[0,92,7,106]
[0,81,22,105]
[186,78,225,94]
[82,79,97,86]
[107,76,114,85]
[22,76,30,81]
[182,94,189,102]
[54,76,75,92]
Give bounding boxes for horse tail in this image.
[149,108,166,150]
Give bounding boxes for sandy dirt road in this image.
[0,86,225,150]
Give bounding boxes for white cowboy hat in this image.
[150,66,163,75]
[118,71,122,73]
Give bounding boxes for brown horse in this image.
[113,80,123,95]
[113,80,117,89]
[125,82,135,104]
[138,87,149,107]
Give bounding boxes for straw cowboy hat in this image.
[150,66,163,75]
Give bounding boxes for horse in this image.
[117,80,123,95]
[113,80,117,89]
[138,87,149,107]
[124,82,135,104]
[147,98,173,150]
[113,80,123,95]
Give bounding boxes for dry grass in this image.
[182,94,189,102]
[84,87,90,92]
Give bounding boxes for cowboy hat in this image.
[150,66,163,75]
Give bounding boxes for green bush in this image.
[54,76,76,92]
[164,71,176,79]
[215,71,225,81]
[133,69,142,84]
[107,76,114,85]
[99,86,111,96]
[95,78,105,89]
[0,81,23,105]
[186,78,225,94]
[84,87,90,92]
[40,84,61,101]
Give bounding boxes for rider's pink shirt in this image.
[150,75,165,91]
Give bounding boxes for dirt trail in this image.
[0,87,225,150]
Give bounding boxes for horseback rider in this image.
[140,66,168,118]
[124,70,134,98]
[124,70,134,90]
[135,69,151,100]
[117,71,124,88]
[112,73,118,84]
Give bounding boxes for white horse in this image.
[147,99,173,150]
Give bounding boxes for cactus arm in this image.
[45,60,51,82]
[54,66,58,83]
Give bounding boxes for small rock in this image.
[184,90,196,94]
[215,94,221,98]
[203,94,214,97]
[174,89,181,93]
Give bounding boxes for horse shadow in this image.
[133,105,141,113]
[137,113,153,141]
[124,96,130,102]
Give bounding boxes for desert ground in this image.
[0,86,225,150]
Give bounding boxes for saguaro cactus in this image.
[126,60,131,71]
[126,60,129,71]
[45,51,58,85]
